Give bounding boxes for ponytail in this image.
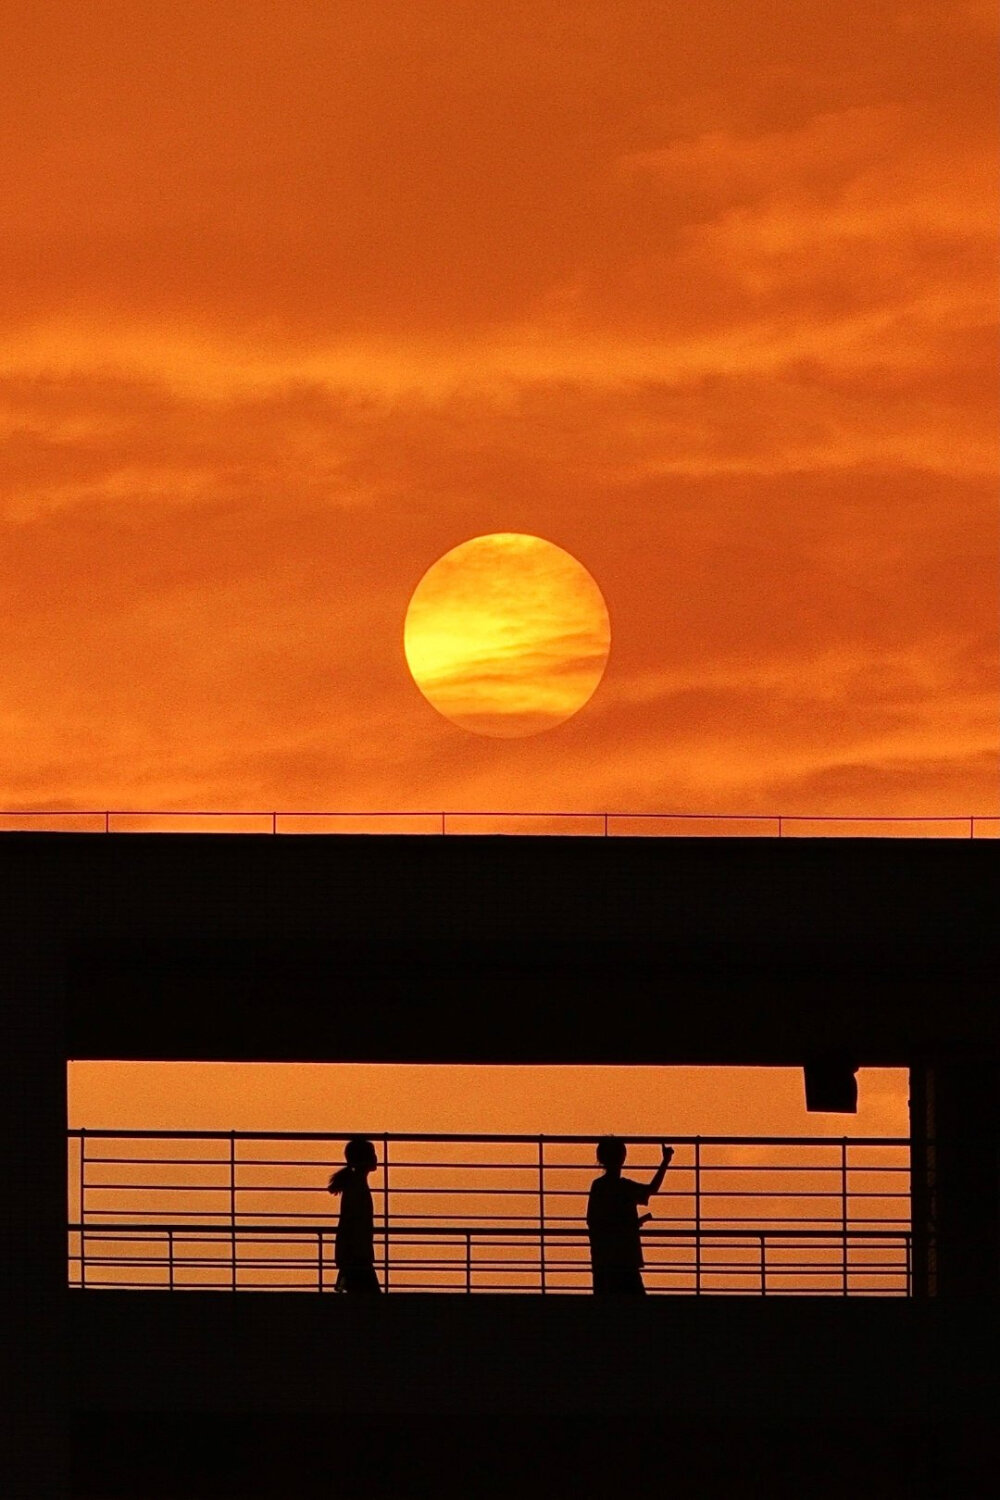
[329,1165,352,1195]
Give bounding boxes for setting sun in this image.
[403,534,611,737]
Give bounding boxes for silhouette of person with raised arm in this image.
[587,1136,674,1294]
[327,1137,381,1293]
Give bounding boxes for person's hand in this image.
[661,1143,674,1165]
[327,1173,338,1193]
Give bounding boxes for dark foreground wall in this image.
[1,832,996,1062]
[70,1293,995,1498]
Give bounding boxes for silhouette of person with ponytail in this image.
[327,1137,381,1293]
[587,1136,674,1294]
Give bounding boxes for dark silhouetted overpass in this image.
[3,832,997,1496]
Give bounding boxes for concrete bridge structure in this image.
[3,832,997,1496]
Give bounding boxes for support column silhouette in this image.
[910,1051,1000,1298]
[1,938,67,1497]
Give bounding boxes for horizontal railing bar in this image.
[76,1212,909,1229]
[228,1158,912,1172]
[68,1284,905,1296]
[67,1222,910,1240]
[79,1190,907,1203]
[109,1248,905,1260]
[80,1210,265,1218]
[80,1162,913,1179]
[79,1170,910,1187]
[78,1205,910,1221]
[70,1285,907,1296]
[85,1184,237,1192]
[69,1286,907,1296]
[72,1260,907,1273]
[281,1187,910,1198]
[78,1212,909,1231]
[88,1188,905,1200]
[80,1157,232,1166]
[10,809,995,824]
[82,1194,911,1206]
[68,1130,911,1146]
[71,1265,910,1276]
[70,1274,908,1284]
[386,1214,911,1226]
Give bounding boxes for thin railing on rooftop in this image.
[67,1130,912,1296]
[7,809,999,836]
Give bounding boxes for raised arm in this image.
[645,1143,675,1199]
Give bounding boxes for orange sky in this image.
[2,0,996,817]
[68,1064,908,1141]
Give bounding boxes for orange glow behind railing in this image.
[7,810,999,836]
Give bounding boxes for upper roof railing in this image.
[2,810,998,837]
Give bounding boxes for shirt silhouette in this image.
[587,1137,674,1294]
[327,1137,381,1293]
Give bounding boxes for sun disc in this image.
[404,533,611,737]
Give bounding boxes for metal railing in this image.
[6,809,998,837]
[68,1130,912,1295]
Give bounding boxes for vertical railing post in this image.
[466,1232,472,1293]
[271,811,277,835]
[229,1132,237,1292]
[317,1230,324,1292]
[538,1136,547,1294]
[694,1138,702,1296]
[760,1235,767,1295]
[382,1134,390,1293]
[168,1229,174,1291]
[777,815,783,838]
[905,1232,911,1297]
[441,812,446,835]
[78,1128,87,1236]
[79,1130,87,1290]
[841,1138,849,1296]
